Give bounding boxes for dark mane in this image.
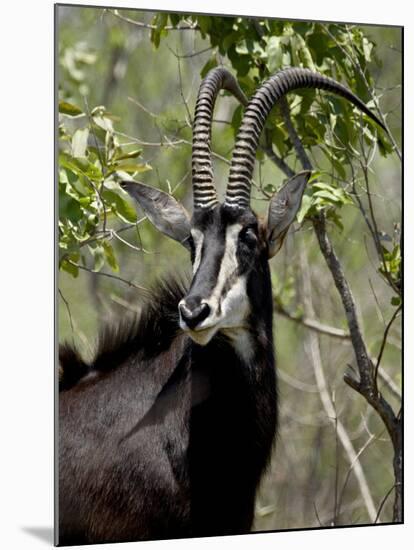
[59,276,188,392]
[59,344,89,392]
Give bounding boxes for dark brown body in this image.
[58,280,277,545]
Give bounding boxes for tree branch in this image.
[374,305,402,386]
[374,484,396,524]
[59,288,75,346]
[279,97,313,171]
[377,366,401,401]
[68,260,149,293]
[262,129,295,178]
[108,9,199,31]
[266,95,402,522]
[274,300,351,340]
[321,24,401,161]
[299,243,377,523]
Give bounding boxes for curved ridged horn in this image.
[225,67,386,209]
[192,67,248,211]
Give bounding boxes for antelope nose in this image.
[179,301,211,330]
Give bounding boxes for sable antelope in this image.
[58,67,385,545]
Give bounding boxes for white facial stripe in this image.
[191,228,204,275]
[183,223,252,348]
[210,224,241,308]
[200,223,245,321]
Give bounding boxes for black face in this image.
[178,204,269,345]
[123,171,310,346]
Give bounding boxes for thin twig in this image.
[274,300,350,339]
[321,24,401,161]
[336,432,376,520]
[115,130,185,148]
[67,260,148,293]
[172,46,213,59]
[262,129,295,178]
[313,502,323,527]
[272,96,402,522]
[299,243,377,523]
[333,398,340,524]
[377,367,401,401]
[357,134,400,294]
[375,484,396,524]
[127,96,160,119]
[169,46,193,126]
[59,219,147,265]
[280,97,312,171]
[82,97,108,234]
[374,305,402,387]
[111,229,152,254]
[108,9,199,31]
[59,288,75,346]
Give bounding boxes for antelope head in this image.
[123,67,385,346]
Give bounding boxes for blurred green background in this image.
[57,5,401,530]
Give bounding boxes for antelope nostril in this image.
[179,302,211,330]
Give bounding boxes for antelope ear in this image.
[121,181,192,250]
[266,171,311,258]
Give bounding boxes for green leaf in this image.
[71,128,89,158]
[108,162,152,175]
[264,183,276,194]
[222,32,239,52]
[59,152,103,182]
[102,188,138,223]
[197,16,212,36]
[327,210,345,231]
[308,170,323,183]
[391,296,401,307]
[113,148,142,161]
[150,13,168,48]
[93,115,114,133]
[312,183,350,202]
[290,35,315,69]
[169,14,180,26]
[306,115,327,141]
[297,89,316,116]
[59,101,84,117]
[61,258,79,277]
[156,13,168,30]
[307,29,331,66]
[235,40,249,56]
[377,134,393,157]
[330,113,337,132]
[228,45,251,77]
[318,147,347,179]
[59,192,83,223]
[296,194,314,223]
[89,244,105,272]
[267,36,283,73]
[267,123,289,156]
[103,241,119,272]
[362,37,373,62]
[313,188,345,205]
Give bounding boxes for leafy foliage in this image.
[380,242,402,297]
[58,49,152,277]
[58,13,397,298]
[57,7,401,528]
[149,14,397,297]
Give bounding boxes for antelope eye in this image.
[239,227,257,245]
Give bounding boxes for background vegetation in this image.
[58,5,402,530]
